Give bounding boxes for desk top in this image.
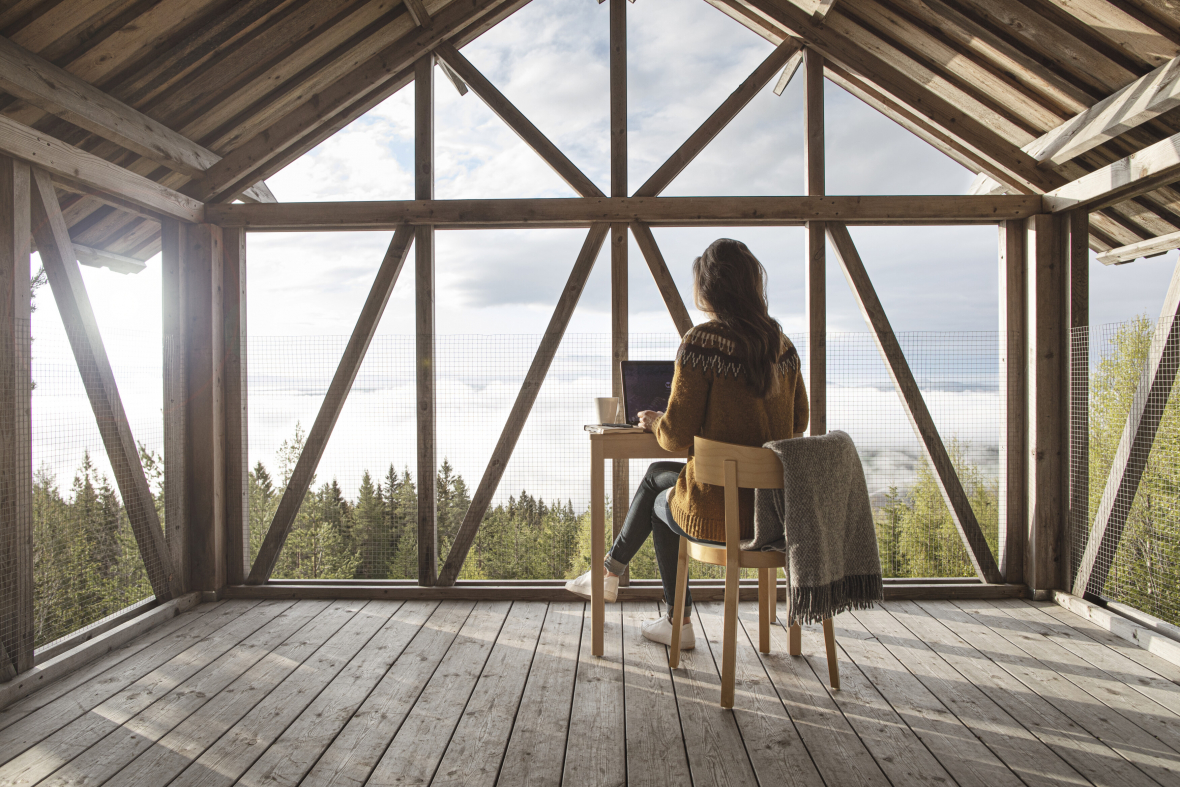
[589,429,689,459]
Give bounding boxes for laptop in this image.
[620,360,675,426]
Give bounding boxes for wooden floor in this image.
[2,598,1180,787]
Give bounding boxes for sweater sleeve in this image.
[653,355,711,453]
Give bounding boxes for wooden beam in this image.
[415,53,436,587]
[222,227,248,587]
[29,167,177,600]
[0,35,274,203]
[805,47,825,437]
[773,47,804,96]
[404,0,430,26]
[1043,128,1180,213]
[433,42,603,198]
[630,221,692,336]
[436,57,468,96]
[1073,258,1180,597]
[1067,210,1089,596]
[187,0,513,204]
[632,37,802,197]
[730,0,1060,194]
[0,115,203,223]
[161,221,188,594]
[998,221,1026,584]
[437,224,610,586]
[182,222,225,594]
[1096,230,1180,265]
[610,0,628,585]
[0,155,32,676]
[826,223,1003,583]
[73,244,145,275]
[205,195,1043,230]
[1026,214,1068,592]
[247,227,415,585]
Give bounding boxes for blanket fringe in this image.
[788,574,884,625]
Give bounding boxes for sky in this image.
[25,0,1180,499]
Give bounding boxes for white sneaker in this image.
[565,570,618,602]
[642,617,696,649]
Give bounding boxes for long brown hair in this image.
[692,238,783,397]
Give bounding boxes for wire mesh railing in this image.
[249,331,1001,583]
[1072,318,1180,627]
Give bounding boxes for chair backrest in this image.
[693,436,783,489]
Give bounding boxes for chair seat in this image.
[686,540,786,568]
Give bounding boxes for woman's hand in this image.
[638,410,663,432]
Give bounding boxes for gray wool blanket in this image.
[748,430,883,624]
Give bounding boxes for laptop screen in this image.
[621,361,675,425]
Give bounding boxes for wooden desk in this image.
[590,430,689,656]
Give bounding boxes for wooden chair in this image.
[669,436,839,708]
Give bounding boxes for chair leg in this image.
[823,618,840,690]
[789,622,801,656]
[770,569,778,628]
[721,561,740,709]
[758,568,771,654]
[669,536,689,668]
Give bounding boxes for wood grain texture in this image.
[248,227,414,585]
[161,220,188,595]
[497,602,583,787]
[0,156,31,677]
[438,225,608,586]
[633,37,803,198]
[30,168,177,601]
[611,221,628,581]
[563,601,624,787]
[999,220,1027,584]
[630,221,693,336]
[221,226,248,587]
[827,222,1002,583]
[206,194,1044,230]
[1044,126,1180,212]
[621,602,692,787]
[434,41,603,198]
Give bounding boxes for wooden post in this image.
[416,53,437,586]
[0,155,31,676]
[183,223,226,594]
[998,221,1027,584]
[161,221,188,594]
[804,48,825,436]
[1026,214,1067,593]
[222,227,248,586]
[610,0,629,586]
[30,168,177,601]
[1067,210,1089,588]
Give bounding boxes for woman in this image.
[566,238,809,648]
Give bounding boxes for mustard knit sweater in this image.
[654,321,809,543]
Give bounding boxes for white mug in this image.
[595,397,621,424]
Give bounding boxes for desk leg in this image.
[591,442,605,657]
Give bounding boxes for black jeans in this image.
[607,461,722,621]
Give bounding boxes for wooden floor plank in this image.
[366,601,512,786]
[562,601,625,787]
[1034,601,1180,686]
[795,616,957,787]
[695,603,824,787]
[833,609,1024,787]
[107,603,400,787]
[496,602,583,787]
[297,601,475,787]
[231,601,430,787]
[0,601,227,732]
[1013,600,1180,719]
[620,602,692,787]
[36,600,334,787]
[167,599,393,787]
[0,600,289,784]
[853,605,1088,787]
[432,601,547,787]
[933,600,1180,784]
[0,600,252,756]
[674,602,758,787]
[738,605,889,787]
[900,599,1154,786]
